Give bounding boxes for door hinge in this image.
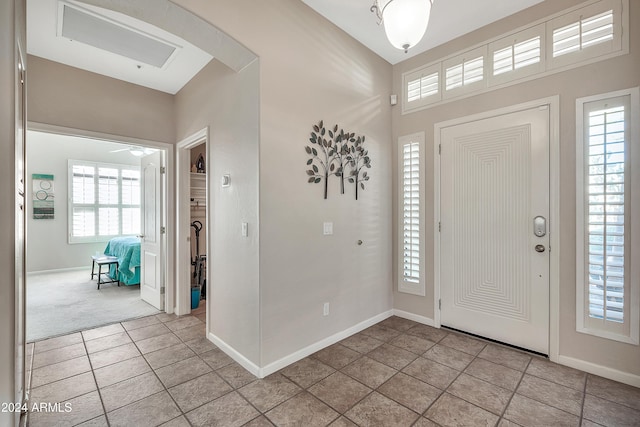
[439,299,441,310]
[438,222,441,232]
[160,286,165,295]
[438,144,441,155]
[160,166,166,174]
[160,226,166,234]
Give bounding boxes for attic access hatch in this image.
[57,1,180,69]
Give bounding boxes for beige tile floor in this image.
[25,311,640,426]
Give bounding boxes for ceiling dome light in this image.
[371,0,433,53]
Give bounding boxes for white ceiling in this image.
[27,0,214,94]
[301,0,544,64]
[27,0,545,93]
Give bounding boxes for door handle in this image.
[137,235,145,238]
[535,244,545,253]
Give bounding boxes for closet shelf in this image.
[190,173,206,210]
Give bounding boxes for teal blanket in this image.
[104,236,141,285]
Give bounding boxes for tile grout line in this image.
[341,326,448,424]
[123,319,195,426]
[31,315,640,426]
[421,336,486,424]
[80,326,112,427]
[496,355,531,425]
[579,373,589,426]
[508,361,591,421]
[307,351,378,421]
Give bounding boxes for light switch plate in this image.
[323,222,333,235]
[241,222,248,237]
[222,174,230,187]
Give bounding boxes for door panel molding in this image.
[140,151,164,310]
[434,96,560,361]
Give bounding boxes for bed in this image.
[104,236,141,285]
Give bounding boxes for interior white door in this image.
[140,151,164,310]
[440,106,550,354]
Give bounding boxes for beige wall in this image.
[174,0,394,367]
[27,56,175,144]
[392,0,640,377]
[175,59,261,364]
[1,0,25,424]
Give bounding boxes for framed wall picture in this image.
[32,173,54,219]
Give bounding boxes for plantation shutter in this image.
[72,165,96,237]
[493,36,541,76]
[577,88,639,345]
[407,72,439,103]
[402,142,421,284]
[585,103,626,323]
[121,169,141,235]
[69,161,141,242]
[553,10,614,58]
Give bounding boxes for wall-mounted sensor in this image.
[222,174,230,187]
[390,94,398,106]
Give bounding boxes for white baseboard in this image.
[557,355,640,388]
[208,332,261,378]
[27,267,88,276]
[208,310,396,378]
[258,310,394,378]
[392,309,437,327]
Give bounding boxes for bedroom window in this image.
[68,160,141,243]
[576,88,640,344]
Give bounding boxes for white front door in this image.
[440,106,550,354]
[140,151,164,310]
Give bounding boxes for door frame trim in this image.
[433,96,560,362]
[26,121,176,313]
[175,127,209,317]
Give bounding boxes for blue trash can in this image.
[191,287,201,309]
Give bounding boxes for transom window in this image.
[445,56,483,91]
[553,10,613,58]
[402,0,626,114]
[407,72,439,103]
[493,36,541,76]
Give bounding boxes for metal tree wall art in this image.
[305,120,372,200]
[306,121,335,200]
[347,135,371,200]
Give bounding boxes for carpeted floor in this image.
[26,269,160,342]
